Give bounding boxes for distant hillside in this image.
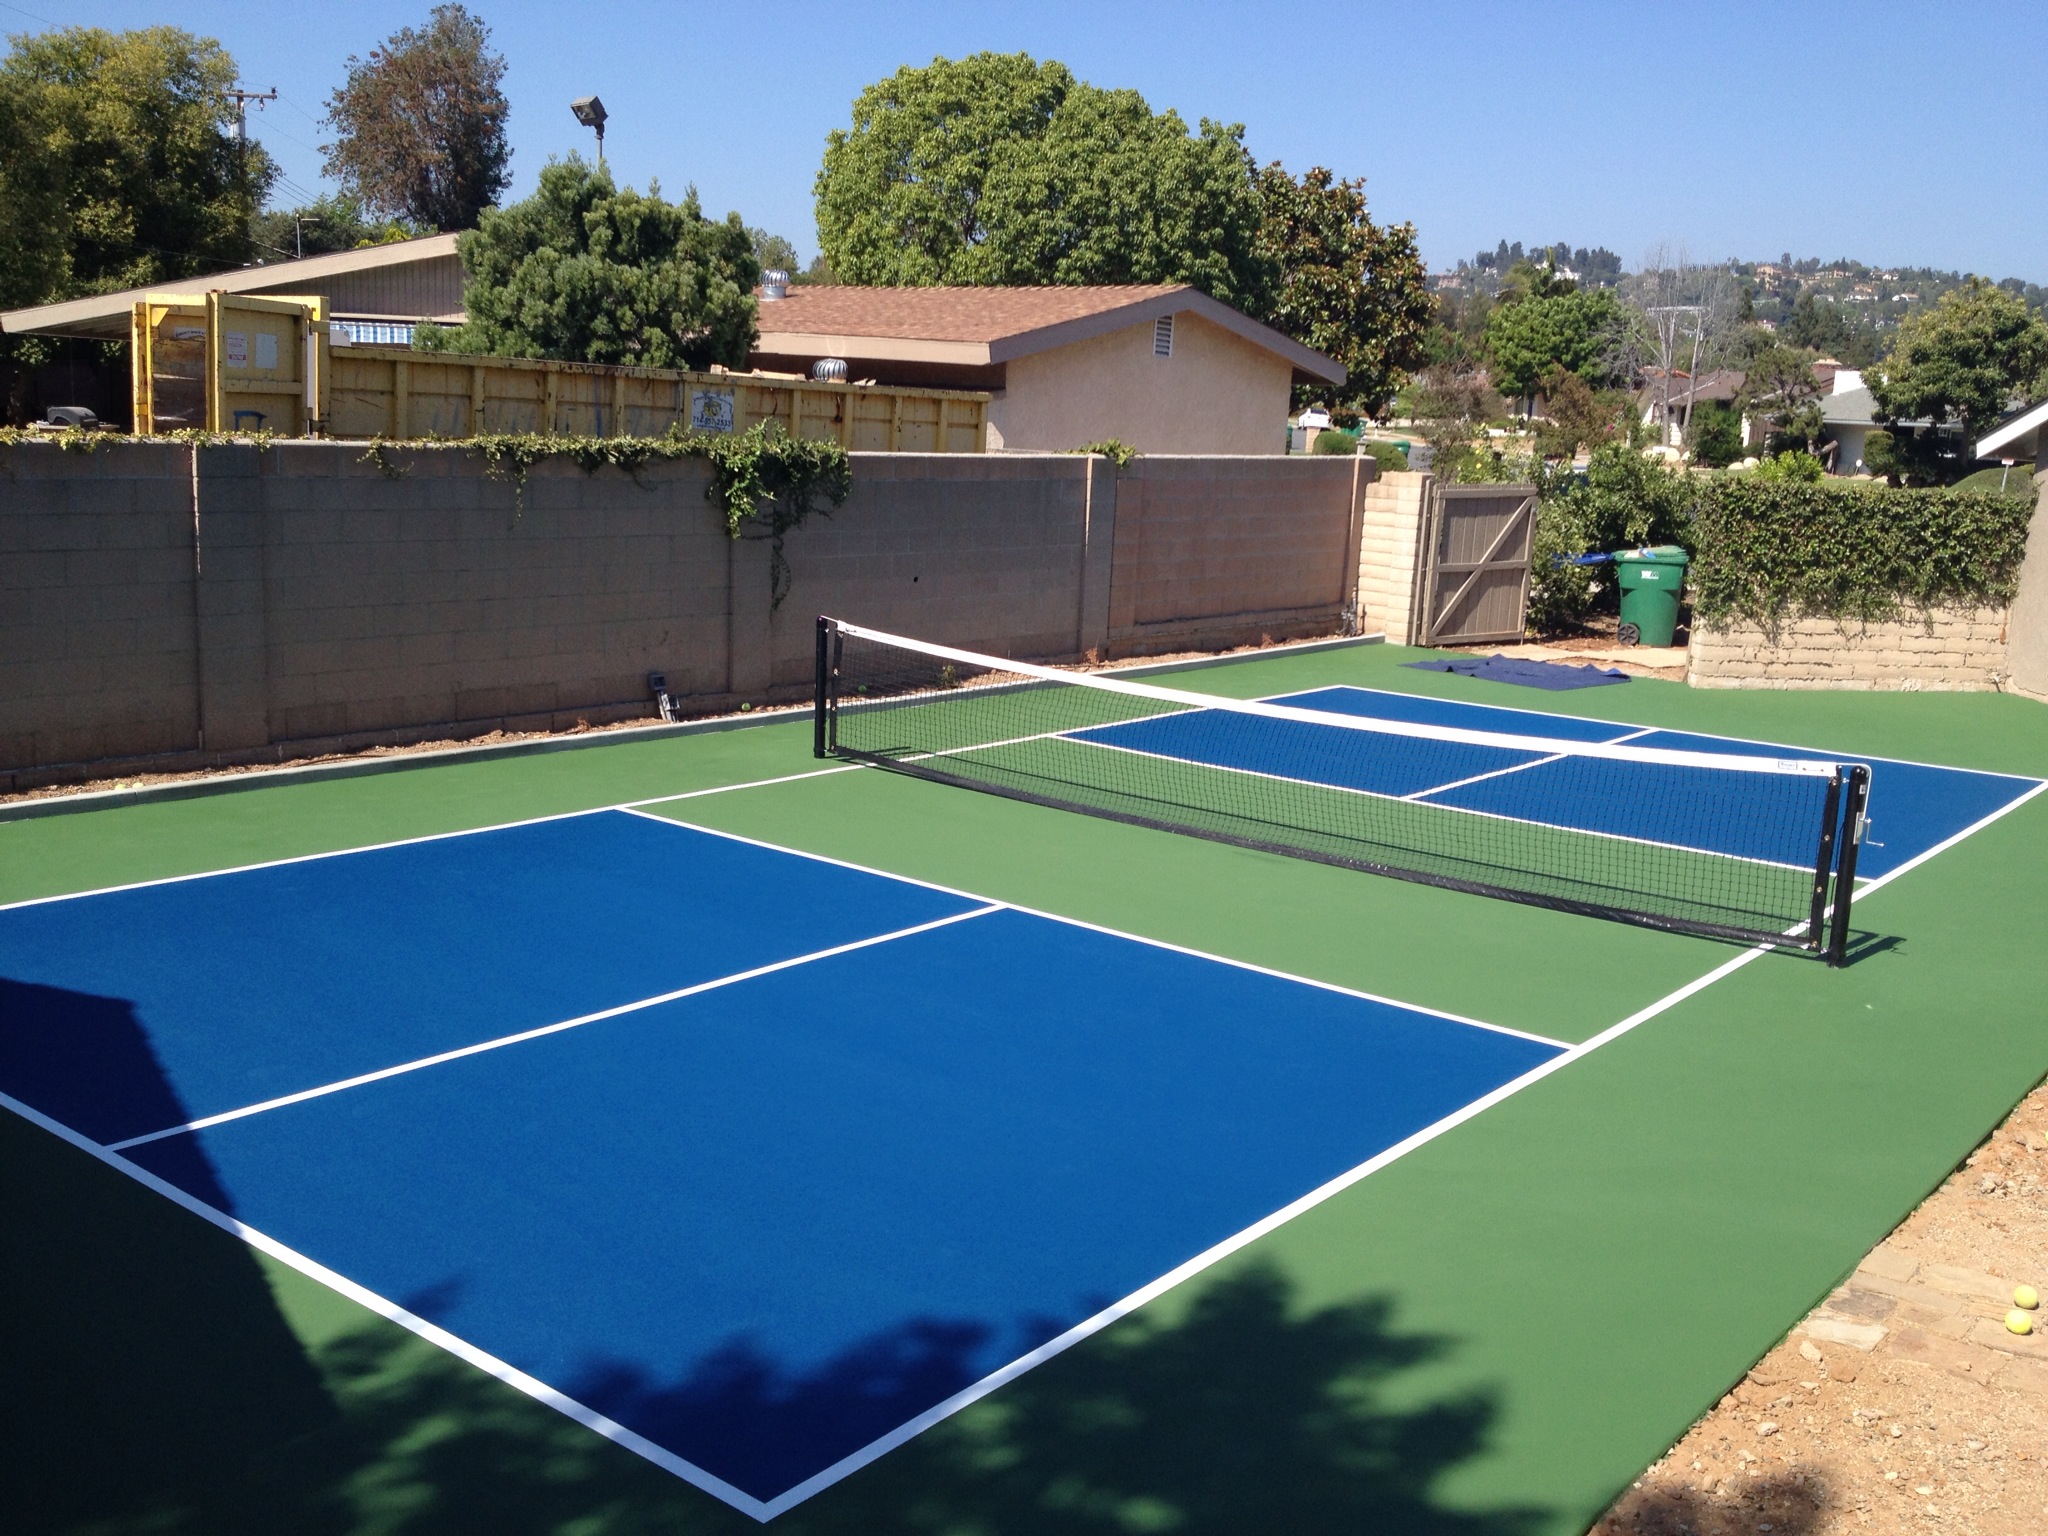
[1429,245,2048,364]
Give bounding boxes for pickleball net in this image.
[814,618,1871,958]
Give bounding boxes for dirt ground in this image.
[1592,1081,2048,1536]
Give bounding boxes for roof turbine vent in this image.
[761,269,790,301]
[811,357,848,382]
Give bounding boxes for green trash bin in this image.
[1613,545,1689,647]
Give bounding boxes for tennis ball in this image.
[2006,1309,2035,1336]
[2015,1284,2040,1310]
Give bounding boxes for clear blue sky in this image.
[14,0,2047,281]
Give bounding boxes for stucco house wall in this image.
[986,312,1294,456]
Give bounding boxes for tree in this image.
[1532,365,1626,460]
[0,71,67,308]
[749,229,801,276]
[1484,288,1628,399]
[0,25,274,294]
[1687,402,1744,467]
[1736,339,1823,451]
[250,193,422,261]
[1780,289,1874,366]
[323,4,510,231]
[420,157,759,370]
[1250,164,1434,415]
[1869,278,2048,442]
[814,53,1276,311]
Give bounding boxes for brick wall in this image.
[1687,610,2013,692]
[1,441,1377,783]
[1356,470,1430,644]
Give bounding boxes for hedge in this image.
[1689,478,2035,633]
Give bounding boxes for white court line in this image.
[0,765,860,913]
[1400,727,1657,802]
[1047,731,1818,876]
[1272,684,2048,786]
[106,904,1003,1152]
[0,1086,782,1522]
[618,808,1571,1051]
[6,745,2037,1519]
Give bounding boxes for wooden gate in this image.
[1415,483,1538,646]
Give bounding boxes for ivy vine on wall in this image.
[1690,479,2035,635]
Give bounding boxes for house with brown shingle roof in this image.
[748,284,1344,455]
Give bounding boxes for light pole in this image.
[570,96,607,169]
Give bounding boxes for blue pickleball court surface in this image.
[0,810,1561,1514]
[1072,685,2042,880]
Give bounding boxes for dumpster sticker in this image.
[224,331,249,368]
[690,388,736,433]
[255,332,278,370]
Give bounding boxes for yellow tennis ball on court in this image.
[2015,1284,2041,1311]
[2007,1309,2035,1336]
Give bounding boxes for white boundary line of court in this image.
[105,904,1004,1152]
[0,764,863,913]
[1054,730,1820,876]
[1273,684,2048,787]
[4,714,2043,1519]
[614,808,1569,1050]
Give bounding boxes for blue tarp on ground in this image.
[1405,655,1630,690]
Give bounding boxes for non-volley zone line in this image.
[107,903,1004,1152]
[1055,730,1821,877]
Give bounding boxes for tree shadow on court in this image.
[1,1009,341,1536]
[4,980,1546,1534]
[109,1257,1538,1536]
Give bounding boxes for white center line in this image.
[105,904,1003,1152]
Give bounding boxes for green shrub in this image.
[1863,429,1902,483]
[1687,402,1744,468]
[1526,444,1695,635]
[1951,463,2039,497]
[1690,479,2033,633]
[1361,440,1409,473]
[1310,428,1358,454]
[1752,449,1824,483]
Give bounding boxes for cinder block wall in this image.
[1687,611,2013,692]
[2,442,1380,783]
[1106,455,1368,656]
[0,442,200,766]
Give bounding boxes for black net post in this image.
[1807,770,1844,951]
[813,616,833,759]
[1826,764,1873,966]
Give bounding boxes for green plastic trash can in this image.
[1613,545,1689,647]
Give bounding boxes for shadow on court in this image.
[9,1188,1552,1536]
[3,1077,340,1536]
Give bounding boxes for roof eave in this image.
[0,232,463,339]
[1975,399,2048,460]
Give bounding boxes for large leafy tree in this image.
[1251,164,1433,415]
[1485,288,1628,400]
[1869,278,2048,441]
[0,71,67,308]
[814,53,1276,311]
[0,25,273,296]
[421,157,759,369]
[323,4,510,232]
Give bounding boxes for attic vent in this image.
[1153,315,1175,357]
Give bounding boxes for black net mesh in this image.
[820,621,1859,950]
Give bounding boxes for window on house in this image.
[1153,315,1174,357]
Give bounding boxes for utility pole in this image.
[226,86,278,173]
